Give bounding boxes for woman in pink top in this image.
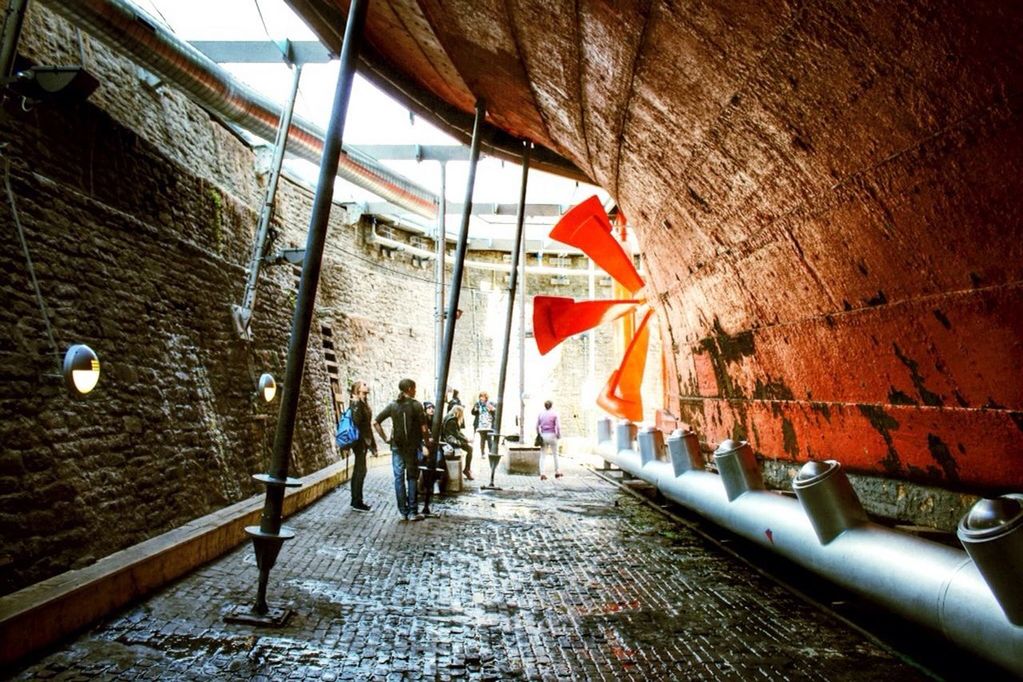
[536,400,562,480]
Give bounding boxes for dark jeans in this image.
[448,439,473,473]
[351,443,367,506]
[391,446,418,518]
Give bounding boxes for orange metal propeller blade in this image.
[596,309,653,422]
[532,296,641,356]
[550,196,645,294]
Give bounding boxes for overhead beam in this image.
[365,201,565,218]
[189,40,333,65]
[348,144,470,162]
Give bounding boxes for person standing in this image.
[373,378,429,521]
[446,388,462,412]
[349,380,377,512]
[470,391,495,477]
[536,400,562,480]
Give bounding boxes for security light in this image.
[62,344,100,395]
[258,373,277,402]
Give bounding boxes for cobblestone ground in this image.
[11,457,928,681]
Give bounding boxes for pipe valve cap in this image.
[713,438,743,456]
[793,460,839,488]
[960,496,1023,538]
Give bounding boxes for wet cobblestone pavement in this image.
[11,458,929,681]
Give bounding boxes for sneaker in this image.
[413,513,425,521]
[540,474,548,481]
[351,503,371,512]
[555,472,563,479]
[463,470,474,480]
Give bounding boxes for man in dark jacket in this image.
[348,380,377,512]
[373,378,429,521]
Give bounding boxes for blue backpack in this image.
[335,405,360,450]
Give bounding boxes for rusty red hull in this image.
[297,0,1023,495]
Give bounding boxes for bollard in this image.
[597,417,613,443]
[615,419,637,452]
[713,439,763,501]
[957,494,1023,625]
[667,429,702,476]
[637,425,664,466]
[792,460,868,544]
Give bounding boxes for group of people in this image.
[342,378,562,521]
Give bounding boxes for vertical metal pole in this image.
[488,143,530,487]
[423,100,485,510]
[249,0,368,616]
[588,256,596,434]
[233,63,303,339]
[0,0,30,81]
[518,211,527,443]
[434,162,446,391]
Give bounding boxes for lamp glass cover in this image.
[63,344,100,395]
[258,373,277,402]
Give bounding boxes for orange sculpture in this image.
[596,308,652,423]
[534,196,651,421]
[549,196,645,294]
[533,296,641,356]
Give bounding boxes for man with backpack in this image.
[343,380,377,512]
[373,378,429,521]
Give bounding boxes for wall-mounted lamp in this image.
[63,344,100,395]
[7,65,99,102]
[258,373,277,402]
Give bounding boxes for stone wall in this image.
[0,5,420,594]
[0,4,636,594]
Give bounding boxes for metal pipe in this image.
[423,99,485,511]
[363,220,595,276]
[518,206,528,442]
[250,0,368,616]
[232,63,302,340]
[600,433,1023,675]
[712,438,764,501]
[637,424,664,466]
[490,142,530,483]
[0,0,29,81]
[957,494,1023,624]
[39,0,438,219]
[434,162,446,395]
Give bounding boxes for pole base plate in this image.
[223,603,293,627]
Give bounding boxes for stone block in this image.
[444,456,463,493]
[506,446,541,475]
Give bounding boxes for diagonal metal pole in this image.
[243,0,369,620]
[232,62,303,339]
[486,142,531,488]
[422,99,486,513]
[0,0,29,82]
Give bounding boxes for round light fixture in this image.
[63,344,100,395]
[258,373,277,402]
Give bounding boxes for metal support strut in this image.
[226,0,369,626]
[486,143,531,489]
[422,100,486,514]
[232,62,303,339]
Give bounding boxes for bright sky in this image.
[137,0,607,238]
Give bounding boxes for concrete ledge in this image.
[0,457,376,667]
